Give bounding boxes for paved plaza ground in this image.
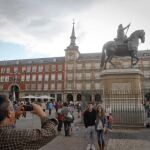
[16,110,150,150]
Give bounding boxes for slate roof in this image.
[0,50,149,66]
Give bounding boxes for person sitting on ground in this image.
[0,94,58,150]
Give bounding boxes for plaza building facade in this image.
[0,24,150,102]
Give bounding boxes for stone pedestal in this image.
[100,69,143,91]
[100,69,145,126]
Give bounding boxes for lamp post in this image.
[12,73,17,102]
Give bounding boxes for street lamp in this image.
[12,73,17,101]
[11,71,20,102]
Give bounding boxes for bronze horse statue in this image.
[101,30,145,69]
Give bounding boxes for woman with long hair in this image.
[95,104,106,150]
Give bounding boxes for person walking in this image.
[47,100,53,116]
[61,102,74,136]
[83,102,96,150]
[57,111,64,133]
[95,104,106,150]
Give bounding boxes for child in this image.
[108,113,113,131]
[57,111,64,132]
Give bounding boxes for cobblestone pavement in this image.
[107,128,150,150]
[16,109,150,150]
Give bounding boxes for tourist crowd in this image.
[0,94,112,150]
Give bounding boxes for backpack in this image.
[64,111,74,122]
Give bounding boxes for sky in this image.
[0,0,150,60]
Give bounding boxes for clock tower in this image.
[64,22,80,102]
[65,21,80,61]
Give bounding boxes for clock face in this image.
[68,52,74,60]
[69,52,74,56]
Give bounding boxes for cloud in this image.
[0,0,99,57]
[0,0,150,60]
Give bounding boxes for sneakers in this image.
[91,144,95,150]
[87,144,95,150]
[87,144,91,150]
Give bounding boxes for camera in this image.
[23,105,33,111]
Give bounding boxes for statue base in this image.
[100,69,145,126]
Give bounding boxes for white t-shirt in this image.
[97,119,103,130]
[41,102,46,109]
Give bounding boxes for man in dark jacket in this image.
[83,102,96,150]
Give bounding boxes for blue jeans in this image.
[97,130,105,146]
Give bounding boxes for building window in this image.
[51,83,55,90]
[0,76,5,82]
[86,83,91,90]
[77,73,82,80]
[94,63,100,69]
[0,85,3,90]
[14,67,18,73]
[77,64,82,70]
[38,74,43,81]
[67,83,72,90]
[143,61,149,67]
[57,83,62,90]
[22,66,26,73]
[5,76,9,82]
[26,75,30,81]
[51,65,56,71]
[51,74,55,80]
[67,73,73,80]
[37,84,42,90]
[27,66,31,72]
[44,74,49,81]
[95,72,100,79]
[58,65,62,71]
[6,67,10,73]
[76,83,81,90]
[95,83,100,90]
[32,75,36,81]
[31,84,36,90]
[45,65,49,72]
[144,70,150,78]
[58,74,62,80]
[1,68,5,74]
[67,64,73,70]
[38,65,43,72]
[32,65,37,72]
[85,63,91,69]
[21,75,25,81]
[44,84,48,90]
[25,84,30,90]
[86,73,91,80]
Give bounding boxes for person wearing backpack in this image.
[61,102,73,136]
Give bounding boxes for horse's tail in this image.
[100,44,106,68]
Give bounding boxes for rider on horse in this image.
[115,23,131,45]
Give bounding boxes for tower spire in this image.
[69,20,76,47]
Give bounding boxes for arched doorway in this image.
[95,94,102,104]
[145,93,150,101]
[67,94,73,102]
[10,85,19,101]
[77,93,82,101]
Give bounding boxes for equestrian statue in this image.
[101,23,145,69]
